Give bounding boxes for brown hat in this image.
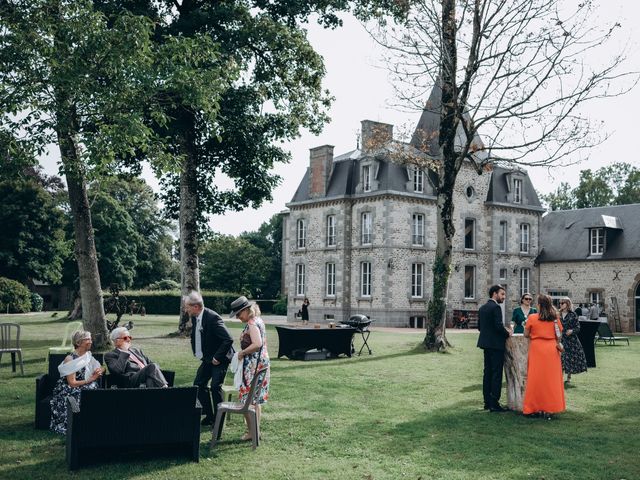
[229,296,252,317]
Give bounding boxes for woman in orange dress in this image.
[523,294,566,419]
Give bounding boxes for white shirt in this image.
[194,309,204,360]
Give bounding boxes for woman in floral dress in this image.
[559,297,588,385]
[233,297,270,442]
[50,330,103,434]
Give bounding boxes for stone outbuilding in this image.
[537,203,640,332]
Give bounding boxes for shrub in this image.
[30,292,44,312]
[272,296,287,315]
[147,279,180,291]
[0,277,32,313]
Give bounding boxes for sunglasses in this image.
[119,335,132,341]
[524,298,533,301]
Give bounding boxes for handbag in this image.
[554,319,564,352]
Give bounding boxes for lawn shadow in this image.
[273,348,426,371]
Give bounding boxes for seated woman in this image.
[50,330,104,434]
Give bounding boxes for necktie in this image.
[128,350,146,369]
[194,316,203,360]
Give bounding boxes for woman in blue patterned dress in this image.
[234,297,270,442]
[50,330,104,434]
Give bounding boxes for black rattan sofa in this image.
[35,353,175,430]
[66,386,201,470]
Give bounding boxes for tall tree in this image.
[372,0,635,349]
[1,1,173,347]
[113,0,407,333]
[540,182,576,211]
[241,213,284,299]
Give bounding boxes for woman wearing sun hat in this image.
[230,296,271,441]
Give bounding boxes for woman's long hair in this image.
[537,294,557,322]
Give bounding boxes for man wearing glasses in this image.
[105,327,168,388]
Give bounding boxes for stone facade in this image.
[281,119,544,327]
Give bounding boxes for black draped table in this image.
[275,325,356,359]
[577,320,600,368]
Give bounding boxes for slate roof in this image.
[537,203,640,262]
[485,165,543,211]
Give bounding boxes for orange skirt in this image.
[523,337,566,414]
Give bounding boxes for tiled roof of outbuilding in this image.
[537,203,640,262]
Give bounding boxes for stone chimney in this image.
[308,145,334,198]
[361,120,394,153]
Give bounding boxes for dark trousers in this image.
[482,348,505,408]
[128,363,168,388]
[194,360,228,419]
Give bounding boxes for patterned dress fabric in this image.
[49,353,99,435]
[239,317,271,404]
[522,314,566,415]
[560,311,588,375]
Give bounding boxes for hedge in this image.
[30,292,44,312]
[103,290,237,315]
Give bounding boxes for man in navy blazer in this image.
[184,291,234,425]
[477,284,511,412]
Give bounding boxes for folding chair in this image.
[49,321,83,354]
[0,323,24,375]
[211,367,268,450]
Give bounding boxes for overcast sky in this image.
[41,2,640,236]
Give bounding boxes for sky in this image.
[41,1,640,236]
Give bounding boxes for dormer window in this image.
[413,169,424,193]
[590,228,605,255]
[362,165,371,192]
[513,178,523,204]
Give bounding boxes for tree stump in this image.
[504,335,529,412]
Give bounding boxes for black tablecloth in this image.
[275,326,356,359]
[577,320,599,368]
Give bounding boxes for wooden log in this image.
[504,335,529,412]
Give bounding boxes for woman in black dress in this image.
[559,297,588,385]
[300,298,310,324]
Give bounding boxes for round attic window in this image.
[466,186,475,199]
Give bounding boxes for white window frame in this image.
[360,262,372,297]
[295,264,305,296]
[590,228,605,255]
[296,219,306,249]
[362,165,371,192]
[412,213,425,246]
[361,212,372,245]
[519,268,530,298]
[499,268,507,281]
[325,263,336,297]
[464,218,475,250]
[326,215,336,247]
[464,266,475,299]
[499,221,507,252]
[411,263,424,298]
[413,169,424,193]
[514,178,523,204]
[519,223,530,253]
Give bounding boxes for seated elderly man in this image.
[105,327,168,388]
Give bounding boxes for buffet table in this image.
[275,325,356,359]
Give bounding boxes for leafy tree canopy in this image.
[541,162,640,210]
[0,180,68,284]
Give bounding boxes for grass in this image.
[0,312,638,480]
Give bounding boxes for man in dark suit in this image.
[105,327,168,388]
[184,291,234,426]
[477,284,511,412]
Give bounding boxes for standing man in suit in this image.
[184,291,234,426]
[477,284,511,412]
[105,327,168,388]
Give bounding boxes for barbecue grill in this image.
[340,314,372,355]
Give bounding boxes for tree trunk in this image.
[178,147,200,335]
[57,120,109,349]
[504,335,529,411]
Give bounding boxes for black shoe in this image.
[489,405,508,413]
[201,417,214,426]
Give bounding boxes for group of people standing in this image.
[50,293,270,442]
[477,285,588,419]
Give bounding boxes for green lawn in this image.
[1,312,638,480]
